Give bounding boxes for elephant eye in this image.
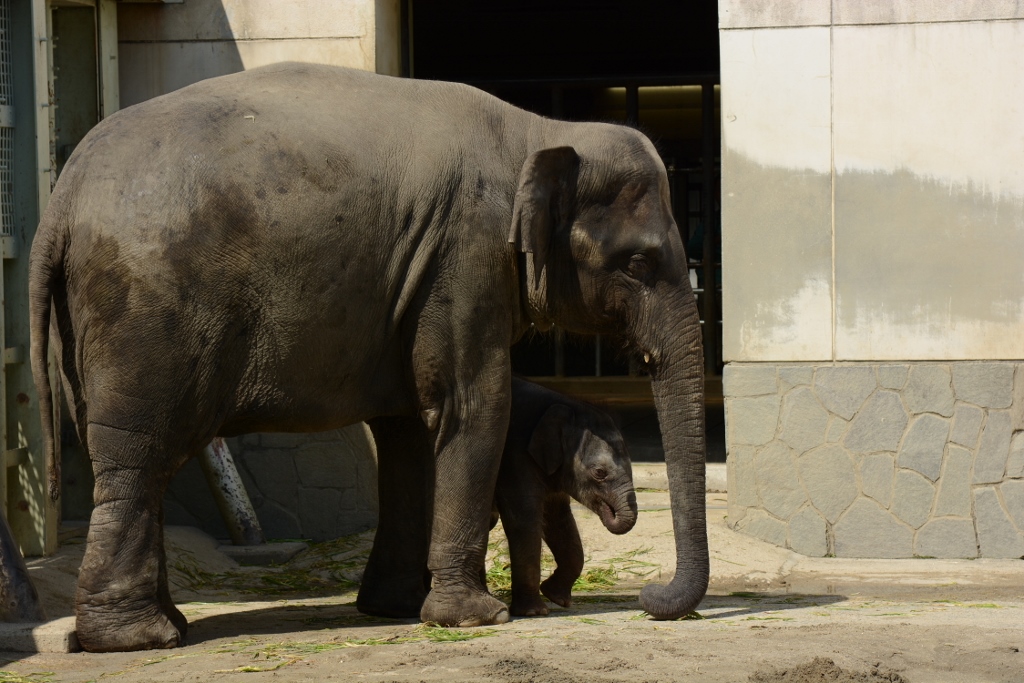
[625,254,650,281]
[592,467,608,481]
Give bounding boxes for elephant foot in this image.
[161,597,189,638]
[540,576,574,608]
[420,585,510,627]
[76,599,186,653]
[510,592,550,617]
[357,572,428,618]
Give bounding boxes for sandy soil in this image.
[5,492,1022,683]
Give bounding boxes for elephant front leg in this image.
[418,381,511,627]
[540,494,585,608]
[357,416,434,618]
[76,424,187,652]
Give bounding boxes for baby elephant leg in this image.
[540,494,584,608]
[502,511,550,617]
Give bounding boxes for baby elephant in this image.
[494,378,637,616]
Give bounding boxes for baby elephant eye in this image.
[592,467,608,481]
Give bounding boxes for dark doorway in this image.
[408,1,724,461]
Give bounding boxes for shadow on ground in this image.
[181,590,849,645]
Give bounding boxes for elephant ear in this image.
[528,403,576,477]
[508,147,580,290]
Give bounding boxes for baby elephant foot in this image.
[510,592,550,617]
[76,600,186,653]
[420,585,510,627]
[540,576,574,608]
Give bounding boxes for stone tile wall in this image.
[164,425,379,542]
[725,362,1024,558]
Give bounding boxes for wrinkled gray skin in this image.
[29,63,708,652]
[494,378,636,617]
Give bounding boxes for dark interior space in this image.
[409,1,724,461]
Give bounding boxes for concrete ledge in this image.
[0,617,79,653]
[782,557,1024,601]
[218,541,309,566]
[633,462,726,493]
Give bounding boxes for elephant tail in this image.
[29,208,68,504]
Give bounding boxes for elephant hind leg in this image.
[76,422,189,652]
[357,416,434,618]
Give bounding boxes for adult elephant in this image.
[29,63,708,652]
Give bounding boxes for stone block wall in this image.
[725,362,1024,558]
[164,425,379,542]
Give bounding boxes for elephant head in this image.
[510,122,709,620]
[528,402,637,535]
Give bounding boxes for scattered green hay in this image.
[172,532,372,597]
[485,535,513,594]
[568,616,605,625]
[779,596,805,604]
[486,528,659,597]
[919,600,988,610]
[0,672,53,683]
[574,566,617,591]
[628,611,649,620]
[323,625,495,648]
[677,611,704,621]
[416,624,497,643]
[634,487,667,493]
[743,616,794,622]
[573,547,659,592]
[141,653,202,667]
[728,591,763,599]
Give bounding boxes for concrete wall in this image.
[720,2,1024,557]
[720,1,1024,362]
[118,0,401,107]
[726,362,1024,558]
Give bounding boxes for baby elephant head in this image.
[529,403,638,534]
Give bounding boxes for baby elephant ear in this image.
[508,147,580,285]
[528,403,576,476]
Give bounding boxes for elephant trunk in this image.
[637,288,709,620]
[596,483,637,535]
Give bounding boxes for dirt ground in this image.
[6,491,1023,683]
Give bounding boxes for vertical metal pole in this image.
[701,82,718,374]
[199,438,265,547]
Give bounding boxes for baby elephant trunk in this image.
[596,484,638,535]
